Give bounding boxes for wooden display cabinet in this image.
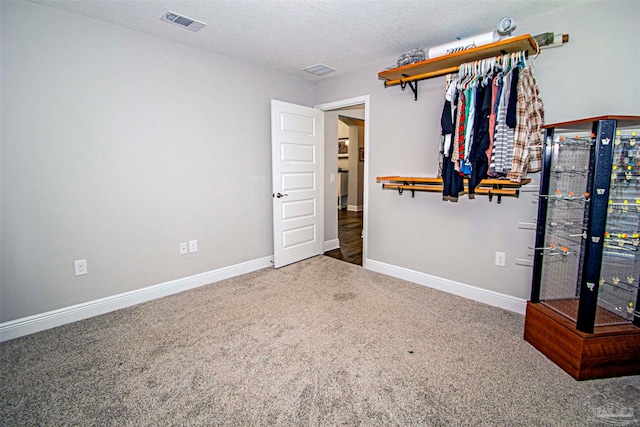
[524,116,640,380]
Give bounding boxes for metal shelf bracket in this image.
[399,78,418,101]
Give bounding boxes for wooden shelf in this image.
[376,176,531,203]
[378,34,538,87]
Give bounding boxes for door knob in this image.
[274,192,288,198]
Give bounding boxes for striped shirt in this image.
[492,70,514,174]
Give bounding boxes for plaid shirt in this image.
[506,66,545,182]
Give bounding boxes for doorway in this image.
[322,107,365,266]
[315,95,370,268]
[270,95,369,269]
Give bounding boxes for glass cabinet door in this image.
[537,130,593,323]
[597,127,640,325]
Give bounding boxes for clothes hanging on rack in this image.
[492,67,515,175]
[468,80,492,197]
[437,51,544,201]
[506,66,520,128]
[506,66,544,181]
[484,77,500,171]
[452,90,466,172]
[439,78,464,201]
[461,84,476,176]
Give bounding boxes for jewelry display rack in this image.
[524,116,640,380]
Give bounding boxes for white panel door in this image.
[271,100,324,268]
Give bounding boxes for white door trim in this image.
[315,95,370,268]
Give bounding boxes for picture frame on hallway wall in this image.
[338,138,348,158]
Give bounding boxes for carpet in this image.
[1,256,639,426]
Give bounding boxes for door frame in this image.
[315,95,370,268]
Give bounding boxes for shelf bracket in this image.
[405,181,416,197]
[399,77,418,101]
[489,191,502,204]
[488,185,503,204]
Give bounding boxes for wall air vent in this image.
[161,11,206,32]
[303,64,336,76]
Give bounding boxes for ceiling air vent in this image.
[303,64,336,76]
[161,11,206,32]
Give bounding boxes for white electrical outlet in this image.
[74,259,88,276]
[495,252,506,267]
[179,242,188,255]
[189,240,198,253]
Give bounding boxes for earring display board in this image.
[524,116,640,380]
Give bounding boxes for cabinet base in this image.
[524,301,640,380]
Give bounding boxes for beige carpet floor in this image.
[1,255,639,426]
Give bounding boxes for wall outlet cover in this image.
[74,259,88,276]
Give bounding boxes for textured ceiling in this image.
[26,0,586,80]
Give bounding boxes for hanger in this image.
[456,63,466,89]
[531,43,539,70]
[518,51,526,68]
[503,53,510,71]
[495,55,503,74]
[466,61,479,86]
[482,57,494,85]
[472,59,488,86]
[458,61,473,88]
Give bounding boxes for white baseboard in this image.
[1,256,526,342]
[365,259,527,315]
[0,256,274,342]
[324,239,340,252]
[347,205,363,212]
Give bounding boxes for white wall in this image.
[0,0,314,322]
[338,121,349,139]
[315,0,640,301]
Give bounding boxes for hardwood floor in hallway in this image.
[324,209,363,266]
